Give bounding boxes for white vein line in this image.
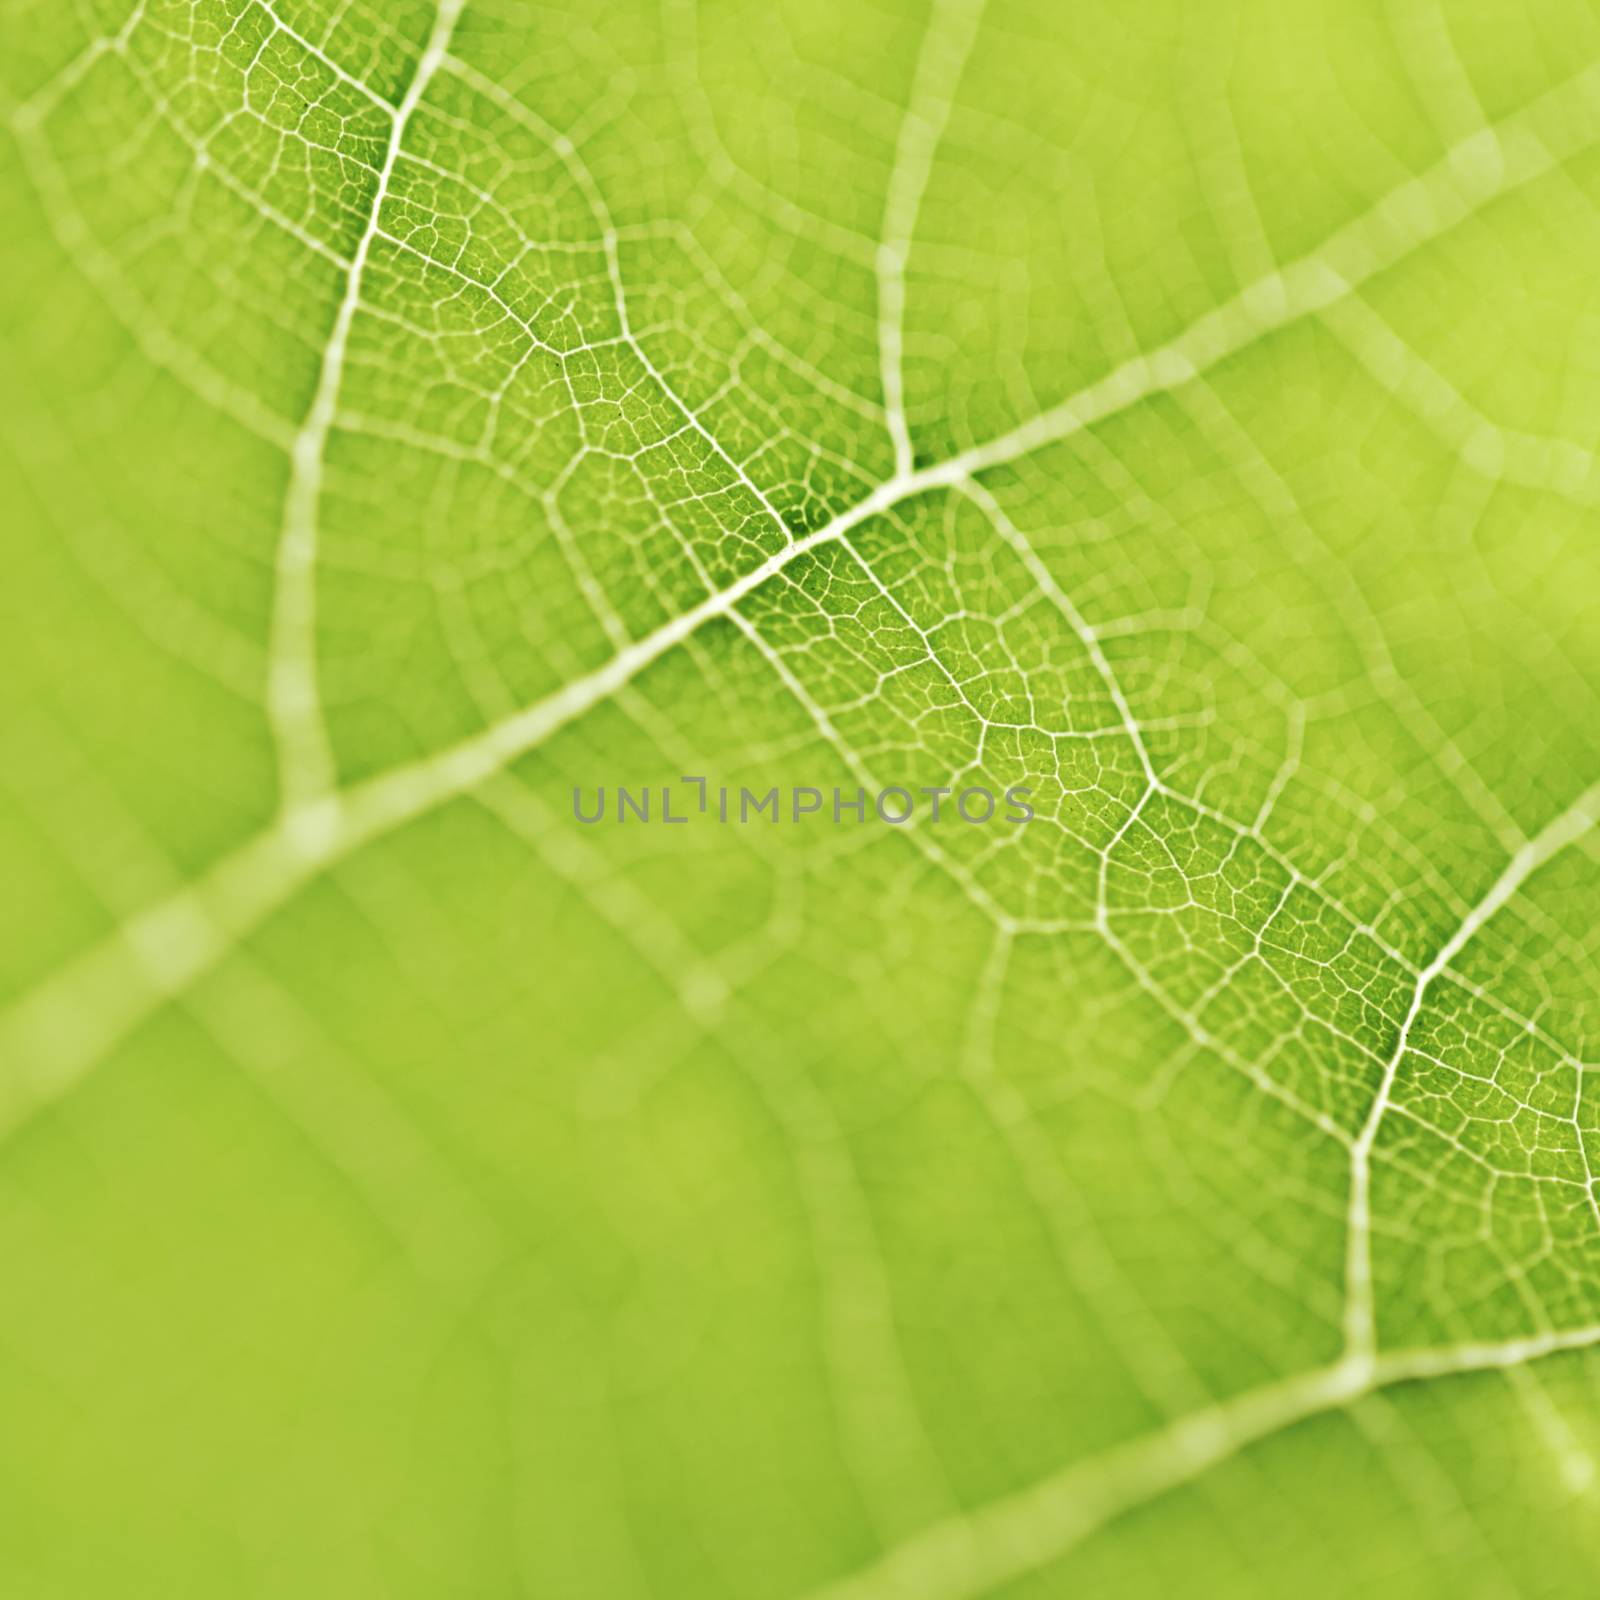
[802,1321,1600,1600]
[10,2,148,133]
[945,56,1600,485]
[438,51,809,622]
[1343,779,1600,1362]
[8,127,297,451]
[267,0,464,817]
[877,0,985,475]
[5,59,1600,1119]
[1322,293,1600,507]
[0,465,923,1127]
[958,475,1156,786]
[251,0,396,112]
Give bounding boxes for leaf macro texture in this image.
[5,1,1600,1595]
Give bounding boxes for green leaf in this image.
[4,1,1600,1595]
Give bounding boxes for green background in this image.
[5,0,1600,1594]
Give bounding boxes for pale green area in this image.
[3,0,1600,1595]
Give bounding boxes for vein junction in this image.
[6,6,1600,1586]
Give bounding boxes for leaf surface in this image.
[5,2,1600,1595]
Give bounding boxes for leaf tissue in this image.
[4,1,1600,1595]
